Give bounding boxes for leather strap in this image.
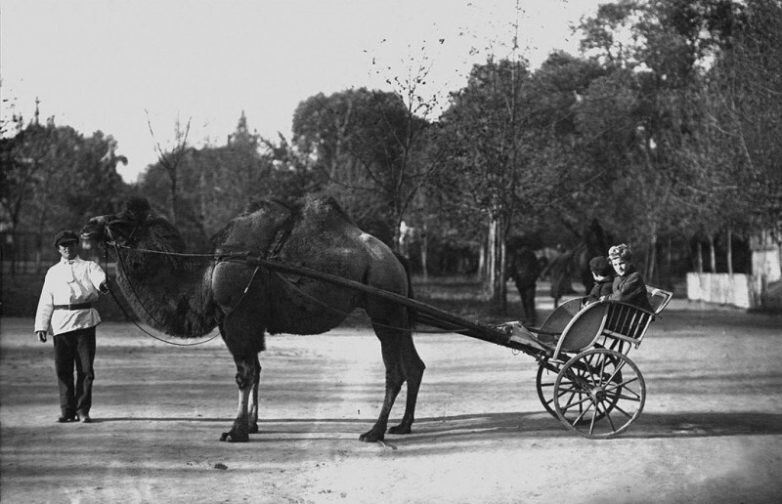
[53,303,93,310]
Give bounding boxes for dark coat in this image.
[586,278,614,302]
[508,247,540,288]
[608,265,653,312]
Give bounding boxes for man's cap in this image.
[53,230,79,247]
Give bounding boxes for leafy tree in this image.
[573,0,746,280]
[1,113,128,269]
[292,88,430,247]
[433,57,546,309]
[706,0,782,241]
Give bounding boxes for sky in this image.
[2,0,605,183]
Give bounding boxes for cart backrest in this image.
[603,302,654,341]
[537,297,585,335]
[601,285,672,348]
[555,301,609,354]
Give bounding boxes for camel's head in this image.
[81,197,155,248]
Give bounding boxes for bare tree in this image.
[146,112,191,224]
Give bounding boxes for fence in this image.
[686,247,781,310]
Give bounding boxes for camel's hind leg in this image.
[360,305,425,442]
[219,352,256,442]
[388,333,425,435]
[219,328,264,443]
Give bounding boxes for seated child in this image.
[605,243,653,312]
[585,255,614,304]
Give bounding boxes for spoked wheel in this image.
[553,348,645,438]
[538,354,614,423]
[535,361,560,419]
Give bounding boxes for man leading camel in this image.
[34,230,109,423]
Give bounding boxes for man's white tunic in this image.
[34,257,107,335]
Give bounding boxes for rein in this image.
[106,243,221,346]
[106,242,471,336]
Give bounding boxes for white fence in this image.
[686,247,781,310]
[686,273,755,308]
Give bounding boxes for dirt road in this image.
[1,304,781,504]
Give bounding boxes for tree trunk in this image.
[695,240,703,274]
[488,214,508,313]
[666,236,673,289]
[497,222,507,314]
[727,227,733,275]
[647,225,658,283]
[169,175,178,225]
[478,241,486,281]
[487,217,496,296]
[420,221,429,280]
[708,234,716,273]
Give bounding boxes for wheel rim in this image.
[553,348,645,438]
[535,361,560,419]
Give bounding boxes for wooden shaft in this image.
[247,255,538,354]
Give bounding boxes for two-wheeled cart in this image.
[248,256,673,438]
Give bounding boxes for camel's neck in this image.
[115,249,217,338]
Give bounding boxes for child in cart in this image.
[604,243,653,312]
[497,255,616,349]
[584,255,614,305]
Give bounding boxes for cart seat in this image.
[555,301,609,354]
[502,286,673,358]
[528,297,585,336]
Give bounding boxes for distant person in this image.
[34,230,109,423]
[507,246,541,325]
[585,255,614,304]
[604,244,652,312]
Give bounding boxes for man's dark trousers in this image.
[53,327,96,418]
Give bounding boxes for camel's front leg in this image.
[220,356,255,442]
[248,356,261,434]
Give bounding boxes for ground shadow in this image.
[92,410,782,442]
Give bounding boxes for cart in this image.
[248,256,673,438]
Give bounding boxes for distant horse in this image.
[507,246,545,325]
[546,219,611,307]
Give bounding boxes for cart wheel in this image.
[553,348,645,438]
[538,355,615,423]
[535,362,560,419]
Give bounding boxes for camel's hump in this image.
[299,196,356,227]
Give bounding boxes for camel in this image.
[80,196,425,443]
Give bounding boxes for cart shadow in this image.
[404,411,782,441]
[624,411,782,438]
[95,411,782,440]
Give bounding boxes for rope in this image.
[107,244,219,347]
[108,242,472,335]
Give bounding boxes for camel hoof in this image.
[359,429,384,443]
[388,424,412,435]
[220,430,249,442]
